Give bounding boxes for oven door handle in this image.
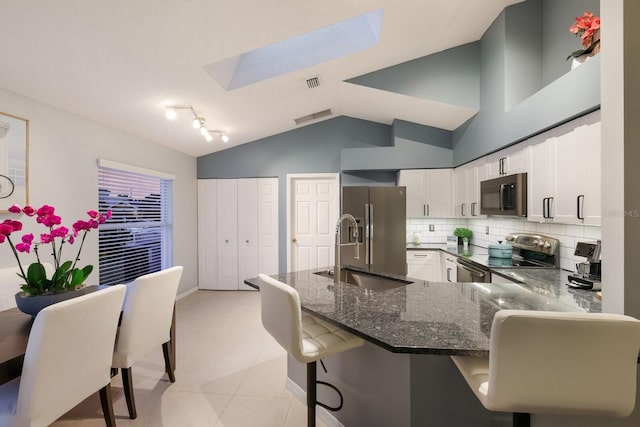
[457,261,487,279]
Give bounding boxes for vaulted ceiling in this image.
[0,0,522,157]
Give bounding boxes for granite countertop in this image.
[245,264,601,357]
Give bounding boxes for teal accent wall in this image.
[452,0,601,165]
[340,120,453,170]
[346,42,481,110]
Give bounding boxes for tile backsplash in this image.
[407,217,601,273]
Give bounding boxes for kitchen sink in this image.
[314,268,412,291]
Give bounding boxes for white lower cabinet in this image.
[443,254,457,283]
[407,250,441,281]
[198,178,278,290]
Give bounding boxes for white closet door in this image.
[197,180,218,289]
[238,179,259,290]
[258,178,279,277]
[216,180,239,290]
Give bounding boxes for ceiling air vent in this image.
[294,109,332,125]
[306,76,321,89]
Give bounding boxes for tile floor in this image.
[53,290,328,427]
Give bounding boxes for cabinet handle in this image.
[246,240,250,243]
[292,238,297,243]
[426,204,430,216]
[471,202,477,216]
[225,239,229,243]
[446,268,451,282]
[577,195,585,220]
[413,253,429,257]
[547,197,554,219]
[542,198,547,219]
[423,204,426,216]
[461,203,466,217]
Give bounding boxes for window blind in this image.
[98,164,173,286]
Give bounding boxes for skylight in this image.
[205,9,383,91]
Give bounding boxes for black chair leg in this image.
[513,412,531,427]
[162,341,176,382]
[307,361,317,427]
[121,367,138,419]
[98,384,116,427]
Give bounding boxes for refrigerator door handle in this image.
[364,203,371,266]
[368,203,373,266]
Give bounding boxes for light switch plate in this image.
[485,226,490,235]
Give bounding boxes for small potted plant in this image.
[1,204,111,316]
[453,227,472,248]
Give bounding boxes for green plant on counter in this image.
[453,228,472,240]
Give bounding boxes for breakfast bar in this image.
[245,267,612,427]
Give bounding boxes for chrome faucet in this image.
[334,214,360,283]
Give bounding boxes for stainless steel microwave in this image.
[480,173,527,216]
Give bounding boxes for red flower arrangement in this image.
[568,12,601,60]
[1,204,111,295]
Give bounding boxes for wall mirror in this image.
[0,112,28,212]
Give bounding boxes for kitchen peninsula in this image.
[245,266,609,427]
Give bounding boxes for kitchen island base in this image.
[287,341,640,427]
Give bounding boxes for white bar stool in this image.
[258,274,365,427]
[451,309,640,427]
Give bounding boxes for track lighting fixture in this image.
[164,104,230,143]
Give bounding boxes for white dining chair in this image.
[451,309,640,427]
[258,274,365,427]
[111,266,183,419]
[0,284,126,427]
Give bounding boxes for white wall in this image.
[0,87,198,294]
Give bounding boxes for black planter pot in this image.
[15,285,96,317]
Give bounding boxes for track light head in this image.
[220,134,230,143]
[165,108,177,120]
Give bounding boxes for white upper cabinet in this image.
[398,169,453,218]
[453,159,486,218]
[528,136,556,222]
[485,142,531,179]
[527,113,601,225]
[554,120,601,225]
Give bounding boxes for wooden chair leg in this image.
[513,412,531,427]
[98,384,116,427]
[162,341,176,383]
[121,367,138,419]
[306,361,317,427]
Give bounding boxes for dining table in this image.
[0,302,176,386]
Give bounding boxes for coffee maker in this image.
[567,241,602,291]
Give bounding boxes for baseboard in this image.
[176,286,198,300]
[285,378,344,427]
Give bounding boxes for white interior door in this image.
[257,178,279,277]
[197,179,218,290]
[238,178,258,290]
[216,179,239,290]
[288,174,339,272]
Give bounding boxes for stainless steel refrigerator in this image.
[339,186,406,276]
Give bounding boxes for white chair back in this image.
[0,263,54,311]
[112,266,183,368]
[13,284,126,426]
[488,309,640,417]
[258,274,306,362]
